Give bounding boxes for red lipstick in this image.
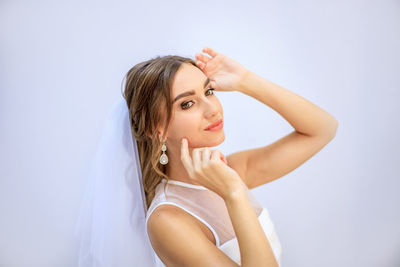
[205,119,223,131]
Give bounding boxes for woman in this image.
[123,47,338,266]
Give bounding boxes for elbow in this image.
[331,118,339,136]
[314,118,338,141]
[326,118,339,140]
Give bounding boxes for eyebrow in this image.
[172,77,211,104]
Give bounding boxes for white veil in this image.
[74,96,164,267]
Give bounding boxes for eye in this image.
[205,88,215,96]
[181,101,193,109]
[180,88,215,110]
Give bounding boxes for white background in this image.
[0,0,399,266]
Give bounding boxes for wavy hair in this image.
[122,55,198,210]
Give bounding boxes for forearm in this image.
[224,187,278,267]
[238,71,338,138]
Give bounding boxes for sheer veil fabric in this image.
[75,96,164,267]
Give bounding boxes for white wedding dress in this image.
[145,178,282,266]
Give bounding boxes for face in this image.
[161,63,225,149]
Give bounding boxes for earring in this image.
[159,142,168,165]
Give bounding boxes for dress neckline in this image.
[161,178,208,191]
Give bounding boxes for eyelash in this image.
[181,88,215,110]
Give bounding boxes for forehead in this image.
[171,63,206,95]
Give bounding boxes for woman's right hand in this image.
[180,137,244,200]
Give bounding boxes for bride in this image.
[77,46,338,267]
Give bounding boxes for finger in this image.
[210,149,221,162]
[210,80,218,89]
[192,148,202,175]
[221,154,228,165]
[202,47,218,58]
[195,53,212,64]
[195,60,206,71]
[211,149,227,164]
[202,147,211,167]
[180,138,193,174]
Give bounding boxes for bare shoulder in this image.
[147,204,239,267]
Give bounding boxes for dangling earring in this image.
[159,141,168,165]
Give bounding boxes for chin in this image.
[205,131,225,147]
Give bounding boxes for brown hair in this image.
[122,55,198,210]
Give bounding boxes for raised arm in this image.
[227,70,338,189]
[195,46,338,189]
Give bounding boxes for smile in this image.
[205,119,223,131]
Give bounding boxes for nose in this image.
[204,99,219,119]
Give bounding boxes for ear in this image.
[150,128,165,142]
[158,130,167,143]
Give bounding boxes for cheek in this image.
[170,113,202,136]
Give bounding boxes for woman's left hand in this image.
[195,47,249,92]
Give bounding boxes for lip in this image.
[205,119,223,131]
